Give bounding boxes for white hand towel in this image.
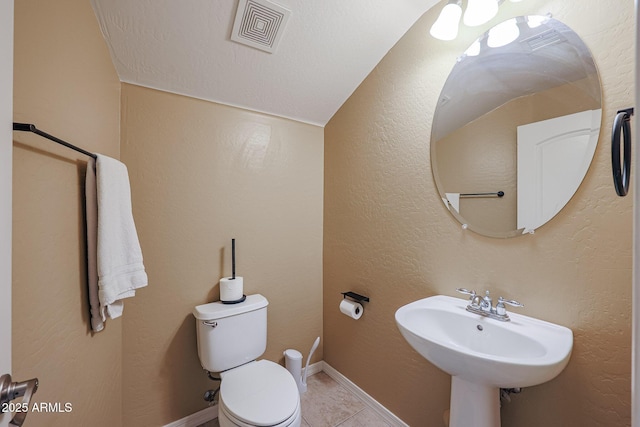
[93,154,148,322]
[86,159,104,332]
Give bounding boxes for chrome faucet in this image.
[456,288,523,322]
[471,293,483,308]
[480,290,492,313]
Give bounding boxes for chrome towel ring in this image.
[612,107,634,197]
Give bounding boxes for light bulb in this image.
[465,39,481,56]
[527,15,547,28]
[463,0,499,27]
[430,0,462,41]
[487,18,519,48]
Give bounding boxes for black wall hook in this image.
[612,108,634,197]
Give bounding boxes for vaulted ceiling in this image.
[91,0,440,127]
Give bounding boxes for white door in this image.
[0,2,13,427]
[517,109,602,232]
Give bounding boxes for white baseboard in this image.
[163,405,217,427]
[321,362,409,427]
[164,360,407,427]
[304,360,324,377]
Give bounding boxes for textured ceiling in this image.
[90,0,439,126]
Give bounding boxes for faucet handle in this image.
[496,297,523,316]
[498,297,523,308]
[456,288,476,300]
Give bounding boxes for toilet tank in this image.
[193,294,268,373]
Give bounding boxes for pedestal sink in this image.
[395,295,573,427]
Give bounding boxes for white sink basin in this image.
[395,295,573,426]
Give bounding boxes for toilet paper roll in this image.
[220,276,243,302]
[339,299,363,320]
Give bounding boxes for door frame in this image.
[633,2,640,426]
[0,1,13,426]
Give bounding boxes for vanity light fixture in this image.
[487,17,519,47]
[527,15,546,28]
[429,0,463,41]
[463,0,499,27]
[431,0,527,41]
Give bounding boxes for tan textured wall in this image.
[12,0,122,426]
[324,0,633,426]
[120,84,324,426]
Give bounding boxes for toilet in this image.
[193,294,301,427]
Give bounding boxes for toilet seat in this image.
[219,397,301,427]
[219,360,300,427]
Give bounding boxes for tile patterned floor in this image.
[197,371,390,427]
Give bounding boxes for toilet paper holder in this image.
[341,291,370,303]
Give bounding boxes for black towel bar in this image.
[460,191,504,198]
[13,122,97,159]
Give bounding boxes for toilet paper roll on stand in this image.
[339,299,363,320]
[220,276,243,302]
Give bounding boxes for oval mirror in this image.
[431,16,602,238]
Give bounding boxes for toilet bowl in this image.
[193,294,301,427]
[217,360,301,427]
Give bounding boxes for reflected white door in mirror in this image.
[517,109,601,233]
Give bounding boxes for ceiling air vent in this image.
[231,0,291,54]
[523,29,565,51]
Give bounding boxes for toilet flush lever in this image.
[203,320,217,328]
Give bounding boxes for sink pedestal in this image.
[449,376,500,427]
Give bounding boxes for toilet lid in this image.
[221,360,299,426]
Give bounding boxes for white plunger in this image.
[300,337,320,393]
[284,336,320,394]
